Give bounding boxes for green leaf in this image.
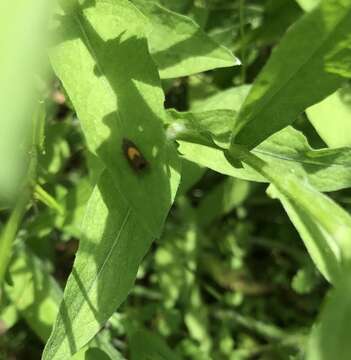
[5,246,62,341]
[226,146,351,284]
[306,277,351,360]
[129,329,181,360]
[231,0,351,149]
[50,0,180,237]
[5,245,122,358]
[132,0,239,79]
[252,0,302,46]
[176,114,351,192]
[42,172,155,359]
[191,85,251,112]
[167,108,235,148]
[267,185,342,283]
[307,86,351,147]
[56,178,93,238]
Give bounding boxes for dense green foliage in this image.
[1,0,351,359]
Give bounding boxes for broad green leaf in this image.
[129,329,181,360]
[307,87,351,147]
[226,147,351,284]
[306,277,351,360]
[5,245,123,359]
[132,0,239,79]
[5,246,62,341]
[50,0,180,237]
[267,185,342,283]
[231,0,351,149]
[190,85,251,112]
[174,111,351,192]
[55,178,93,238]
[167,108,235,148]
[253,0,302,46]
[43,172,155,359]
[325,36,351,79]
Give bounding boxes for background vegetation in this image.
[1,0,351,359]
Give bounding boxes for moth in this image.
[122,138,149,172]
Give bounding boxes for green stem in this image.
[0,192,29,286]
[214,308,288,341]
[34,184,64,215]
[0,101,43,288]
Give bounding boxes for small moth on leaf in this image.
[122,138,149,172]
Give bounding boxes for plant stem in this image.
[214,308,288,341]
[0,192,29,286]
[0,101,44,288]
[34,184,64,215]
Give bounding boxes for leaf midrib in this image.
[254,148,351,169]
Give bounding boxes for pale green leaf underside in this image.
[132,0,239,79]
[178,126,351,192]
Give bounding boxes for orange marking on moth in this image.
[127,147,141,161]
[122,138,149,172]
